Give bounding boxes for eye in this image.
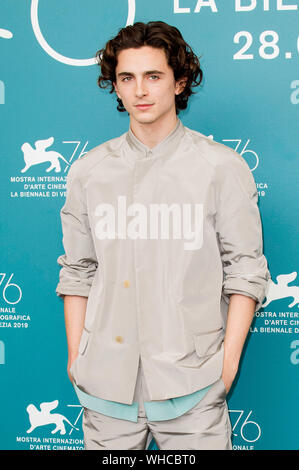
[122,76,131,82]
[149,75,159,80]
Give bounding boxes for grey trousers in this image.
[83,360,232,450]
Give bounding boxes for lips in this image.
[135,104,154,109]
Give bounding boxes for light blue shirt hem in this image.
[73,382,213,423]
[143,383,212,421]
[74,382,139,422]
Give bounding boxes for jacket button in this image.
[123,280,130,288]
[115,336,123,343]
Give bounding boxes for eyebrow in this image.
[117,70,165,78]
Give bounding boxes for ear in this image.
[175,77,188,95]
[113,81,121,99]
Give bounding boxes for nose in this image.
[135,79,148,98]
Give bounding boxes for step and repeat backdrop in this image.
[0,0,298,451]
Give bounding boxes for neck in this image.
[129,111,178,149]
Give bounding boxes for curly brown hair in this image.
[95,21,203,114]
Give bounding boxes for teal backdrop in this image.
[0,0,298,450]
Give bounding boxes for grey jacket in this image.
[56,118,271,404]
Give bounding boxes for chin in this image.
[134,114,157,124]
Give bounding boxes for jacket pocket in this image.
[193,327,224,357]
[78,328,90,355]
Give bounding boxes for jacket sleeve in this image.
[55,160,98,299]
[214,152,271,312]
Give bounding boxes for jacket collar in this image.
[124,117,185,164]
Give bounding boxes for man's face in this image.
[113,46,186,126]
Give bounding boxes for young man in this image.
[56,21,271,450]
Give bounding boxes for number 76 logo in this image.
[229,410,261,443]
